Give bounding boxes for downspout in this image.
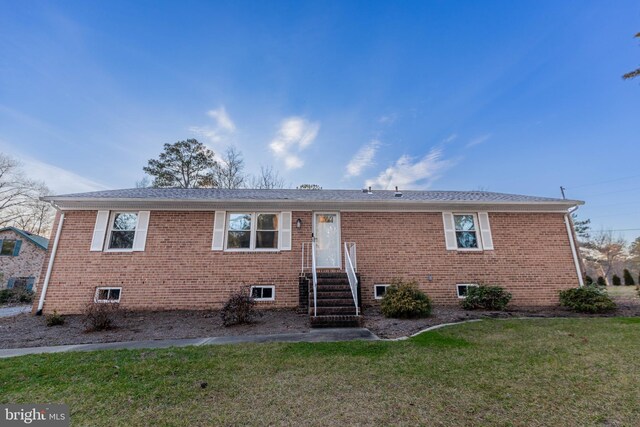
[36,211,65,315]
[564,208,584,288]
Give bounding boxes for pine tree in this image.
[623,269,635,286]
[597,276,607,287]
[612,274,622,286]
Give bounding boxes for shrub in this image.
[612,274,622,286]
[0,288,34,305]
[46,310,65,327]
[559,286,616,313]
[623,269,635,286]
[84,302,120,331]
[461,285,512,311]
[596,276,607,287]
[584,275,593,286]
[380,279,432,318]
[221,286,257,326]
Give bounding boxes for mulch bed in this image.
[1,290,638,348]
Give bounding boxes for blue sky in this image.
[0,1,639,239]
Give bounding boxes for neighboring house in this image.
[34,188,584,326]
[0,227,49,292]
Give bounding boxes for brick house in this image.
[0,227,49,292]
[34,188,584,325]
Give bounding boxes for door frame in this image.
[313,211,342,269]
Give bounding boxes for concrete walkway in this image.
[0,305,30,318]
[0,328,378,359]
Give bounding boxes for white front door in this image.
[314,212,341,268]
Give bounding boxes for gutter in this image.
[564,210,584,288]
[36,211,65,315]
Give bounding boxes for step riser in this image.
[316,308,358,315]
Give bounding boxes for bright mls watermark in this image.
[1,405,69,426]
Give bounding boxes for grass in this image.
[1,318,639,426]
[606,285,639,299]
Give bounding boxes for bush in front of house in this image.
[380,279,432,319]
[0,288,34,305]
[559,286,616,314]
[596,276,607,287]
[461,285,512,311]
[46,310,65,327]
[221,286,257,326]
[84,302,120,331]
[623,269,635,286]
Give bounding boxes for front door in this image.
[314,212,341,268]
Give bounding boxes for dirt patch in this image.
[0,309,309,349]
[364,290,640,339]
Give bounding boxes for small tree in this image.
[584,275,593,286]
[143,139,218,188]
[297,184,322,190]
[571,213,591,241]
[612,274,622,286]
[623,269,635,286]
[596,276,607,287]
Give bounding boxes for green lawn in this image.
[1,318,639,426]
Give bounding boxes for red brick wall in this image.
[35,210,579,314]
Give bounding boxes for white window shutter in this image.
[477,212,494,250]
[133,211,150,251]
[280,211,292,250]
[212,211,226,250]
[442,212,457,250]
[90,211,110,251]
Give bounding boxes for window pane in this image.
[109,289,121,301]
[97,289,109,300]
[1,240,15,256]
[262,287,273,299]
[229,214,251,231]
[457,285,468,297]
[257,214,278,230]
[454,215,475,231]
[227,231,251,248]
[375,286,387,298]
[251,287,261,299]
[456,231,478,248]
[109,231,135,249]
[318,215,334,223]
[113,213,138,231]
[256,231,278,249]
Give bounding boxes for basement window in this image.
[95,287,122,303]
[251,285,275,301]
[374,284,390,300]
[456,284,478,299]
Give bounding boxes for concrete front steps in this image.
[309,273,362,328]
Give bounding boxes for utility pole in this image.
[560,186,566,199]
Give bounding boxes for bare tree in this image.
[249,166,286,189]
[582,231,627,285]
[215,146,246,189]
[0,154,55,236]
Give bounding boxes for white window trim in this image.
[104,211,139,252]
[374,284,390,300]
[224,212,281,252]
[94,287,122,303]
[453,213,483,251]
[250,285,275,301]
[456,283,479,299]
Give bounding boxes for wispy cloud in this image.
[345,140,381,178]
[20,156,108,194]
[378,114,398,125]
[269,117,319,169]
[189,106,236,145]
[465,134,491,148]
[365,147,455,190]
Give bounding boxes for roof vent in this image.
[367,186,373,195]
[394,186,403,197]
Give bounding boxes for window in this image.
[0,240,16,256]
[251,285,275,301]
[107,212,138,250]
[226,212,279,250]
[374,284,390,300]
[95,287,122,303]
[456,284,478,298]
[454,214,480,249]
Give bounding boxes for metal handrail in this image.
[344,242,359,316]
[311,237,318,317]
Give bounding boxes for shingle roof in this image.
[0,227,49,250]
[45,188,581,205]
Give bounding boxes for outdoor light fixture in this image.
[296,218,302,229]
